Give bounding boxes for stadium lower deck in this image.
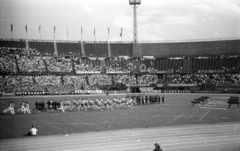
[0,93,240,151]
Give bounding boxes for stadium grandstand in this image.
[0,38,240,96]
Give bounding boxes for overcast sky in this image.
[0,0,240,42]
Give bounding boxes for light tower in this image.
[129,0,141,44]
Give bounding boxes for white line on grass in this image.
[199,110,210,122]
[185,110,199,121]
[167,112,185,124]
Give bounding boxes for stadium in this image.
[0,0,240,151]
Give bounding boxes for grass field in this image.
[0,93,239,140]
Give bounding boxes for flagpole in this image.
[108,27,109,42]
[81,27,83,42]
[26,26,27,40]
[11,24,13,39]
[54,26,55,41]
[120,28,123,42]
[67,26,69,41]
[94,28,96,42]
[39,26,41,40]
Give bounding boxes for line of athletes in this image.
[3,100,31,114]
[3,94,165,114]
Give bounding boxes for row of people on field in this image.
[127,94,165,105]
[3,100,31,114]
[38,97,134,113]
[3,95,165,114]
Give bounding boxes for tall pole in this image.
[67,26,69,40]
[129,0,141,57]
[25,25,27,40]
[11,24,13,39]
[39,25,41,40]
[81,27,83,42]
[54,26,55,41]
[129,0,140,44]
[133,5,138,43]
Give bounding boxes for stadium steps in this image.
[201,101,228,109]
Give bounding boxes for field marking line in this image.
[1,123,239,146]
[200,107,226,110]
[167,112,185,124]
[185,110,199,121]
[198,110,210,122]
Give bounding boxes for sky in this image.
[0,0,240,42]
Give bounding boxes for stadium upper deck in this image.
[0,38,239,57]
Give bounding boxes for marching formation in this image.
[2,94,165,114]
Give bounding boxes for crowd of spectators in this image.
[17,56,45,73]
[0,47,240,94]
[0,56,16,73]
[45,57,72,73]
[1,74,239,93]
[1,48,239,74]
[166,74,240,86]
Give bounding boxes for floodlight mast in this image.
[129,0,141,44]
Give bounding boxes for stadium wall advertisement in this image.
[1,90,199,97]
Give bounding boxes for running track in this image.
[0,122,239,151]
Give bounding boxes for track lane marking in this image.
[21,138,239,151]
[1,124,240,146]
[1,132,239,151]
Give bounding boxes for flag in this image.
[11,24,13,32]
[54,26,56,33]
[120,28,123,37]
[39,25,41,33]
[93,28,95,35]
[81,27,83,34]
[25,25,27,33]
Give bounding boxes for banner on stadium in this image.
[76,71,101,74]
[216,84,240,87]
[140,87,153,91]
[15,91,46,96]
[157,84,163,87]
[194,91,222,93]
[117,90,127,94]
[168,84,196,87]
[126,84,137,87]
[163,90,190,93]
[107,71,130,74]
[75,90,103,94]
[4,93,15,96]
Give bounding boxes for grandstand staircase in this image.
[201,100,228,110]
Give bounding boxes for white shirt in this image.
[29,128,38,135]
